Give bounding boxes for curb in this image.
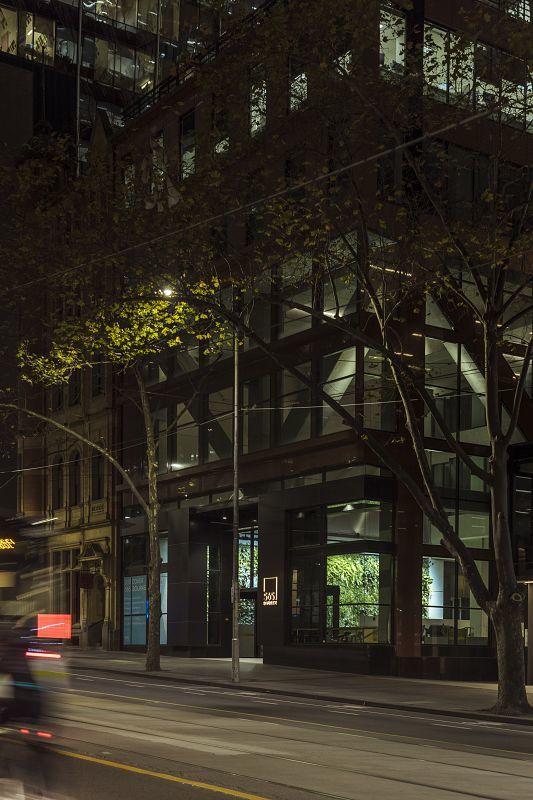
[68,660,533,728]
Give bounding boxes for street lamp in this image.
[231,330,240,683]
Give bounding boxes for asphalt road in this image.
[4,668,533,800]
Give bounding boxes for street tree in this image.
[17,280,228,671]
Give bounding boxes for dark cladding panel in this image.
[0,61,33,166]
[167,508,192,646]
[257,495,286,649]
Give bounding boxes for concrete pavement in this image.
[66,649,533,724]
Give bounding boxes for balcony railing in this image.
[122,0,278,121]
[479,0,531,22]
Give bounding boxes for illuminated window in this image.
[0,5,17,55]
[320,348,356,436]
[180,110,195,179]
[334,50,353,76]
[113,41,135,91]
[288,502,393,645]
[379,6,405,72]
[423,557,489,645]
[277,364,311,445]
[507,0,531,22]
[116,0,137,28]
[150,131,165,196]
[364,349,396,432]
[289,59,308,111]
[424,26,475,106]
[20,13,55,63]
[168,401,200,469]
[94,37,114,84]
[135,49,155,93]
[137,0,160,33]
[249,64,267,135]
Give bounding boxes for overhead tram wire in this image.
[0,106,506,300]
[2,380,519,477]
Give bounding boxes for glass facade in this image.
[422,557,489,645]
[0,5,17,55]
[424,339,488,445]
[289,500,393,645]
[364,349,396,432]
[0,2,186,101]
[278,365,311,445]
[289,59,308,111]
[180,110,196,179]
[207,387,233,461]
[243,375,270,453]
[169,401,200,469]
[249,64,267,135]
[513,467,533,577]
[278,257,313,339]
[423,23,530,130]
[122,535,168,646]
[320,348,356,435]
[322,234,358,319]
[379,6,405,72]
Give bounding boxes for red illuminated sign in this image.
[37,614,72,639]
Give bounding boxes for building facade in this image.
[14,0,533,677]
[109,0,533,679]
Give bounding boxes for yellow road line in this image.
[55,748,270,800]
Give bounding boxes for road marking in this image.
[69,671,515,726]
[433,723,473,730]
[57,684,533,756]
[55,748,271,800]
[327,710,361,717]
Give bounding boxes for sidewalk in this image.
[67,649,533,725]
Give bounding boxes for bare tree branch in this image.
[503,337,533,446]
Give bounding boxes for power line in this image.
[8,380,522,476]
[0,106,508,300]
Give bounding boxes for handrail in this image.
[122,0,280,121]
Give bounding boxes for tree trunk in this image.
[135,367,161,672]
[490,599,530,715]
[145,498,161,672]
